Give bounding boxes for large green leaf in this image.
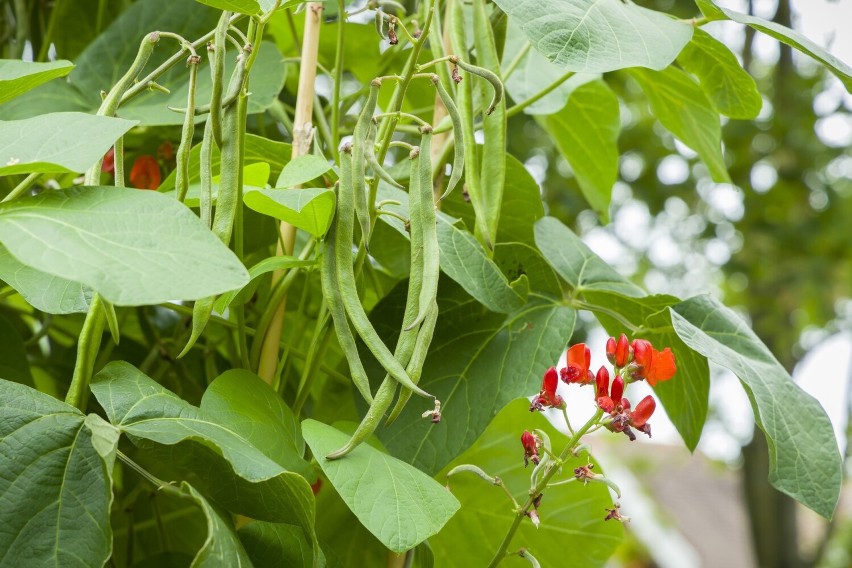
[193,0,261,15]
[0,186,249,306]
[495,153,546,246]
[0,315,33,387]
[670,295,842,518]
[375,280,576,474]
[696,0,852,92]
[91,362,317,536]
[539,79,620,222]
[0,244,93,313]
[302,419,461,554]
[0,380,119,567]
[0,60,74,104]
[200,369,313,479]
[181,482,255,567]
[244,188,336,238]
[677,28,762,119]
[492,0,693,73]
[535,217,709,450]
[239,521,325,568]
[0,112,135,175]
[629,66,730,183]
[432,399,623,566]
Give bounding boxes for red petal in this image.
[631,395,656,427]
[610,374,624,401]
[597,396,615,413]
[631,339,653,370]
[129,155,161,190]
[615,333,630,367]
[543,366,559,396]
[567,343,590,372]
[595,366,610,397]
[647,348,677,386]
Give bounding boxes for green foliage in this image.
[0,0,846,565]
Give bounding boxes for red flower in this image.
[530,366,564,411]
[560,343,593,384]
[101,147,115,174]
[629,395,656,437]
[595,366,609,398]
[521,430,540,467]
[630,339,677,386]
[607,333,630,367]
[129,155,161,190]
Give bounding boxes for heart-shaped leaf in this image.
[0,186,249,305]
[302,419,461,553]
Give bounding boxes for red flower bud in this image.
[521,430,540,467]
[632,339,653,370]
[595,366,610,397]
[610,374,624,402]
[101,147,115,174]
[615,333,630,367]
[531,366,564,411]
[606,337,617,364]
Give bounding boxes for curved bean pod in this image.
[352,80,380,245]
[451,56,504,115]
[431,75,465,200]
[176,55,200,203]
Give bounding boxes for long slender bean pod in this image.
[451,56,504,116]
[176,54,200,203]
[336,145,432,398]
[321,198,374,404]
[431,75,464,199]
[210,11,230,148]
[386,299,438,425]
[404,127,439,332]
[199,115,214,229]
[65,294,106,410]
[326,376,398,459]
[352,80,380,245]
[365,122,404,189]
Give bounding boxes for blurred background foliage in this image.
[1,0,850,566]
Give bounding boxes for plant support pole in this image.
[256,2,323,384]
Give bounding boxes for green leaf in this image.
[495,154,546,245]
[535,217,708,450]
[534,216,644,297]
[539,79,620,222]
[493,242,562,297]
[0,379,118,567]
[170,162,272,206]
[276,155,333,188]
[244,187,336,238]
[193,0,261,15]
[214,256,315,313]
[302,419,461,553]
[696,0,852,91]
[0,315,33,386]
[159,134,292,191]
[0,59,74,104]
[0,112,135,175]
[670,295,842,518]
[501,18,598,115]
[629,66,730,183]
[201,369,314,479]
[0,244,93,313]
[91,361,318,537]
[239,521,326,568]
[432,399,623,566]
[677,28,762,119]
[374,280,576,474]
[492,0,693,73]
[0,187,248,305]
[437,219,525,313]
[180,482,255,567]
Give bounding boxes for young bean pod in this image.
[209,11,231,148]
[199,115,214,229]
[326,377,398,460]
[365,122,404,189]
[451,56,504,116]
[176,54,201,203]
[321,194,374,404]
[336,145,432,399]
[431,75,465,200]
[386,299,438,425]
[404,127,439,332]
[352,80,380,246]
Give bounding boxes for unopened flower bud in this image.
[615,333,630,367]
[606,337,617,364]
[595,366,610,397]
[610,375,624,402]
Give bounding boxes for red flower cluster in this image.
[596,366,657,441]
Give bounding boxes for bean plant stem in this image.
[486,409,605,567]
[331,0,346,160]
[256,1,324,385]
[2,172,39,203]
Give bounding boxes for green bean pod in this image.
[336,145,432,399]
[365,122,403,189]
[321,200,374,404]
[386,299,438,425]
[176,55,200,203]
[431,75,465,200]
[352,80,380,245]
[374,9,387,39]
[102,298,120,345]
[210,11,231,148]
[404,127,439,332]
[452,56,504,116]
[199,115,214,229]
[326,377,398,459]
